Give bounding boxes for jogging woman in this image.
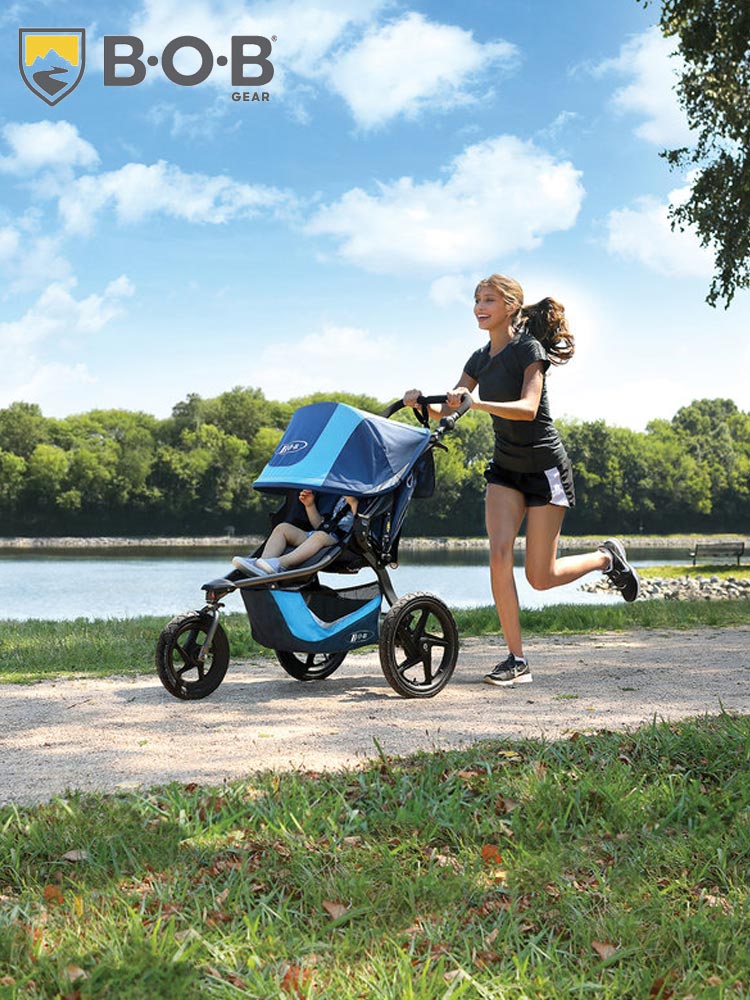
[403,273,639,687]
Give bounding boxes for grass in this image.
[640,563,750,580]
[1,714,749,998]
[2,599,750,685]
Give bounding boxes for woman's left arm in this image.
[469,362,545,422]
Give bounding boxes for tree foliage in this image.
[0,390,748,536]
[641,0,750,305]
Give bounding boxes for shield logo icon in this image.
[19,28,86,106]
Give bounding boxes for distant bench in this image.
[689,541,745,566]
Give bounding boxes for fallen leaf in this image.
[281,964,314,996]
[62,849,89,863]
[648,974,674,998]
[591,940,618,960]
[322,899,349,920]
[43,885,64,905]
[65,965,88,983]
[480,845,503,866]
[495,795,520,814]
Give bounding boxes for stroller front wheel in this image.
[379,592,458,698]
[156,611,229,700]
[276,649,347,681]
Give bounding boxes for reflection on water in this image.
[0,547,688,622]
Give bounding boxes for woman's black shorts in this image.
[483,457,576,508]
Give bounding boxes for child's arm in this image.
[345,496,359,514]
[299,489,323,529]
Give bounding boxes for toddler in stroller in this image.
[232,490,358,576]
[155,395,471,701]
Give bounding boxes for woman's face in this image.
[474,286,515,334]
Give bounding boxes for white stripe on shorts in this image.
[544,467,570,508]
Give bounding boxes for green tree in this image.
[0,402,49,458]
[640,0,750,305]
[0,450,26,509]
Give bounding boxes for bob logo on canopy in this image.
[277,440,308,456]
[19,28,86,106]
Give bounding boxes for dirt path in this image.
[2,627,749,806]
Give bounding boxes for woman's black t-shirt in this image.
[463,333,568,473]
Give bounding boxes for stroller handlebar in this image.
[382,393,471,431]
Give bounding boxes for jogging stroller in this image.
[156,394,470,700]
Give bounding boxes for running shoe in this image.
[599,538,640,602]
[483,653,532,686]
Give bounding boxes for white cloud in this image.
[429,274,476,307]
[253,323,397,398]
[0,226,21,261]
[0,121,99,174]
[118,0,385,91]
[306,135,584,275]
[324,12,518,129]
[604,180,713,278]
[1,361,97,413]
[597,26,691,146]
[57,160,296,234]
[0,276,135,348]
[118,1,518,127]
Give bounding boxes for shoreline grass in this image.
[1,600,749,685]
[1,714,749,998]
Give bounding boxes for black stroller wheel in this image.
[156,612,229,700]
[379,592,458,698]
[276,649,347,681]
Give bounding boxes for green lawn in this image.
[2,599,750,685]
[1,715,749,998]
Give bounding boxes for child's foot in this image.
[232,556,267,576]
[483,653,532,687]
[598,538,640,602]
[255,557,283,574]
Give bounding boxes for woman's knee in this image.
[525,565,554,591]
[489,541,515,574]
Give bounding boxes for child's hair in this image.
[475,274,575,366]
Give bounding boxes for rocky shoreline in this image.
[582,574,750,601]
[0,534,745,552]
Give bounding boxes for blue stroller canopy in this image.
[253,401,431,496]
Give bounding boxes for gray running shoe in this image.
[599,538,640,602]
[483,653,532,687]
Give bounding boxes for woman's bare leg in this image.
[485,484,527,657]
[524,504,609,590]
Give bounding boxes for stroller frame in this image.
[156,394,471,699]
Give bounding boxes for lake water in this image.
[0,547,685,621]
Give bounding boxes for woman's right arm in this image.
[404,371,477,419]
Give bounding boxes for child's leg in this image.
[524,504,608,590]
[278,530,337,568]
[262,522,310,558]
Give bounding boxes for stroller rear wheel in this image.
[276,649,347,681]
[156,611,229,700]
[379,592,458,698]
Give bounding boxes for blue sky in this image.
[1,0,748,430]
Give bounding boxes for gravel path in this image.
[2,627,749,806]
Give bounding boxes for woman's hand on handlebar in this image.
[446,387,473,410]
[403,389,422,408]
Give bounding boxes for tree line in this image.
[0,389,748,537]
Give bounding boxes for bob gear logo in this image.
[277,440,308,456]
[19,28,86,105]
[19,28,273,104]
